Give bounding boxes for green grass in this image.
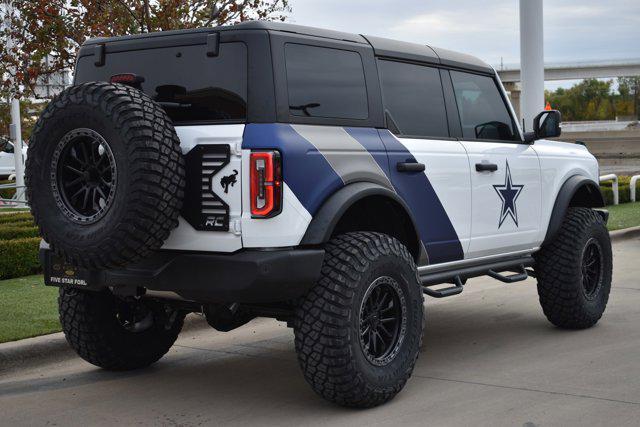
[0,275,60,343]
[606,202,640,231]
[0,207,30,213]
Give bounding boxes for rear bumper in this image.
[41,247,325,303]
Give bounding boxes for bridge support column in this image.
[519,0,544,132]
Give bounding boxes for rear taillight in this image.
[250,151,282,218]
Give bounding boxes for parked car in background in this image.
[0,136,27,179]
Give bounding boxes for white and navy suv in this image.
[27,21,612,408]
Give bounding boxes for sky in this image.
[286,0,640,90]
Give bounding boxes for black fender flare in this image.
[300,181,421,249]
[543,175,605,245]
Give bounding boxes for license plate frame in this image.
[44,253,92,288]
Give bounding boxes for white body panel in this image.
[158,124,599,260]
[531,139,599,245]
[460,140,542,258]
[397,137,473,256]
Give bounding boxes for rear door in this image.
[377,59,472,265]
[447,70,542,258]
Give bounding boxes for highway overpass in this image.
[497,59,640,83]
[497,60,640,124]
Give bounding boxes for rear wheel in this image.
[534,208,612,329]
[294,232,424,408]
[59,287,185,370]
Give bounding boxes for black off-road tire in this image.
[26,82,185,269]
[534,208,612,329]
[294,232,424,408]
[59,287,185,370]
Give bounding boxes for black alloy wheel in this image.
[51,128,117,224]
[359,276,407,366]
[581,237,604,299]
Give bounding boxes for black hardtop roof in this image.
[83,20,493,74]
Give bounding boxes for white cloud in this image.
[287,0,640,66]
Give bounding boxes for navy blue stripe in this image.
[242,124,342,215]
[377,130,464,263]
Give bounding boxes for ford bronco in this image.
[26,21,611,408]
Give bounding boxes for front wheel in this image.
[294,232,424,408]
[534,208,612,329]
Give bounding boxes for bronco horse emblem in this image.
[220,169,238,193]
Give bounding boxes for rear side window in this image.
[449,71,518,141]
[75,42,247,124]
[378,60,449,138]
[284,44,368,120]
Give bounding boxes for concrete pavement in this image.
[1,238,639,426]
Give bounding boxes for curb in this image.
[0,332,73,376]
[610,226,640,242]
[0,314,209,377]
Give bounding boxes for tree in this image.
[0,99,46,140]
[618,76,640,118]
[545,79,618,121]
[0,0,290,99]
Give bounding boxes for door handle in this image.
[397,162,425,172]
[475,162,498,172]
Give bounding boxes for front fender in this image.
[543,175,605,245]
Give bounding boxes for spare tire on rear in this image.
[26,82,185,269]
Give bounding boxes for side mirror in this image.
[524,110,562,143]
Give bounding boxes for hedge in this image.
[0,237,41,280]
[600,176,640,206]
[0,212,39,279]
[0,212,33,224]
[0,225,39,240]
[1,220,35,228]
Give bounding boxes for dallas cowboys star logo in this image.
[493,160,524,228]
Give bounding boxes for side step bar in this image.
[487,265,529,283]
[423,276,465,298]
[420,255,535,298]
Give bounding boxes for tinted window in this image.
[285,44,368,119]
[450,71,517,141]
[378,60,449,138]
[75,42,247,124]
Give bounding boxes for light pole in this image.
[519,0,545,132]
[10,98,25,201]
[5,1,25,202]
